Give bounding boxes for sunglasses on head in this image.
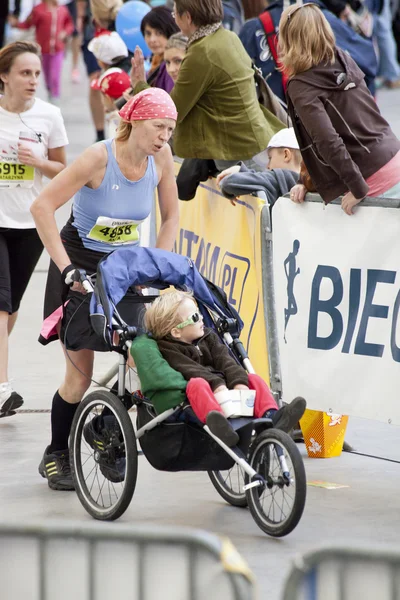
[176,311,201,329]
[287,2,317,21]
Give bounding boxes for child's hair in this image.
[291,148,302,167]
[278,4,336,77]
[272,146,302,167]
[165,33,188,52]
[144,290,195,339]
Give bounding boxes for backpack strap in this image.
[259,10,288,92]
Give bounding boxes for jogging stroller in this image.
[69,247,306,537]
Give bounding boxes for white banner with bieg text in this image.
[273,197,400,425]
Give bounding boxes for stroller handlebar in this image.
[65,268,93,294]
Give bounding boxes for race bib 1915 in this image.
[87,216,141,245]
[0,161,35,188]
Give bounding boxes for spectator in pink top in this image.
[10,0,74,104]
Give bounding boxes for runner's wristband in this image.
[61,264,76,285]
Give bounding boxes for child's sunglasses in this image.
[176,312,202,329]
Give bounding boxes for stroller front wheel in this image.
[70,389,138,520]
[245,429,306,537]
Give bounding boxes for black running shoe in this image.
[271,397,306,433]
[0,391,23,418]
[206,411,240,447]
[83,415,126,483]
[38,446,75,491]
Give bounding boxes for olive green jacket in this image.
[135,28,284,160]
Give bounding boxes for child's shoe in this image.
[264,397,306,433]
[206,411,239,447]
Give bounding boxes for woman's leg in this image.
[7,312,18,335]
[248,373,278,418]
[40,345,94,491]
[49,344,94,451]
[0,312,9,384]
[0,229,35,413]
[0,231,11,385]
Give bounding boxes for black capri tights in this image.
[0,228,43,314]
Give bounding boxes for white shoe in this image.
[0,382,23,417]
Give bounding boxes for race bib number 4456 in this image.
[87,216,141,245]
[0,161,35,188]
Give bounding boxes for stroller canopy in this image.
[89,247,243,341]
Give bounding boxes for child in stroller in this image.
[142,290,306,445]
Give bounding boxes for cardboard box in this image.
[214,390,255,418]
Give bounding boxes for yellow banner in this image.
[159,169,270,383]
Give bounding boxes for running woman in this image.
[31,88,179,491]
[0,41,68,417]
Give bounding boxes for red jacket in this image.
[18,3,74,55]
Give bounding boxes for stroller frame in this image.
[67,248,306,537]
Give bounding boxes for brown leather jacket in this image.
[157,329,249,391]
[287,48,400,203]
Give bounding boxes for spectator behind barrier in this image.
[279,4,400,215]
[217,128,301,206]
[88,30,131,73]
[163,32,188,83]
[239,0,378,101]
[130,0,285,198]
[140,6,179,93]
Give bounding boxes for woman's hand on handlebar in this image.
[62,266,91,295]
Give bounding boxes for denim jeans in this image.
[373,0,400,81]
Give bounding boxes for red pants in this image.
[186,375,277,424]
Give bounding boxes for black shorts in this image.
[40,219,144,352]
[0,227,43,314]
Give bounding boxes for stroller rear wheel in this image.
[70,390,138,520]
[208,465,248,507]
[245,429,306,537]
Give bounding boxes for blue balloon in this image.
[116,1,151,55]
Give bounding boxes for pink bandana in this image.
[118,88,178,122]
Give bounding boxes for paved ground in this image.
[2,52,400,599]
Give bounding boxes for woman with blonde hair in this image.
[281,3,400,214]
[30,88,179,492]
[164,32,188,84]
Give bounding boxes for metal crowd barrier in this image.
[0,521,256,600]
[282,546,400,600]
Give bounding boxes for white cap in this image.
[88,31,128,65]
[267,127,299,150]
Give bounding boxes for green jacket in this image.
[130,334,187,414]
[135,28,284,160]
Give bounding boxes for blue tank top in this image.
[72,139,158,253]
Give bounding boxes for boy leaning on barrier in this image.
[217,128,301,206]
